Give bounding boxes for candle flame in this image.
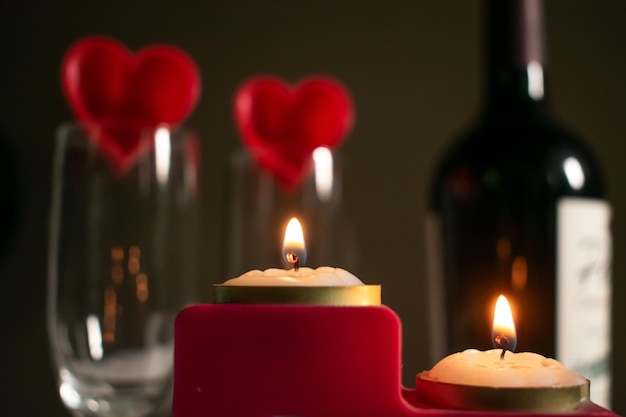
[282,217,307,268]
[492,295,517,353]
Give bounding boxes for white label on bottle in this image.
[557,197,612,408]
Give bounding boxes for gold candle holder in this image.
[415,373,590,412]
[213,284,381,306]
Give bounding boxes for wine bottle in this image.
[426,0,611,407]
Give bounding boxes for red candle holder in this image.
[173,304,619,417]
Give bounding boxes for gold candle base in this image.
[213,285,381,306]
[415,372,590,412]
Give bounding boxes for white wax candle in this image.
[222,266,363,286]
[423,349,587,388]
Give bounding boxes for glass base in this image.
[57,347,172,417]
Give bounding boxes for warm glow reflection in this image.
[128,245,141,275]
[313,147,334,202]
[492,295,517,351]
[511,256,528,291]
[155,126,171,187]
[111,264,124,285]
[111,247,124,261]
[496,237,511,260]
[282,217,307,266]
[136,273,149,302]
[103,287,117,343]
[105,247,123,343]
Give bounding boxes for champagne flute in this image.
[47,123,200,417]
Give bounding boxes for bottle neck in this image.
[482,0,550,119]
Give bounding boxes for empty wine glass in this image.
[47,122,201,417]
[223,147,358,278]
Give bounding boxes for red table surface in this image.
[173,304,619,417]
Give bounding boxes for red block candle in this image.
[173,304,413,417]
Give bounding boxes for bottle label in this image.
[557,197,612,408]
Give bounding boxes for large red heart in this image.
[234,76,354,190]
[61,36,201,173]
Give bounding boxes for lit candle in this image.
[221,266,364,287]
[416,295,589,412]
[214,217,380,305]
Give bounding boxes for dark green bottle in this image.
[427,0,611,407]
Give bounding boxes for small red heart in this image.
[61,36,201,172]
[234,76,353,190]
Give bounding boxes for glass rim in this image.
[55,121,198,149]
[57,120,196,135]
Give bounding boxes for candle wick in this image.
[495,335,510,360]
[286,251,300,272]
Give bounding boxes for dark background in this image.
[1,0,625,415]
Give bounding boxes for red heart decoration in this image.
[61,36,201,173]
[234,76,354,190]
